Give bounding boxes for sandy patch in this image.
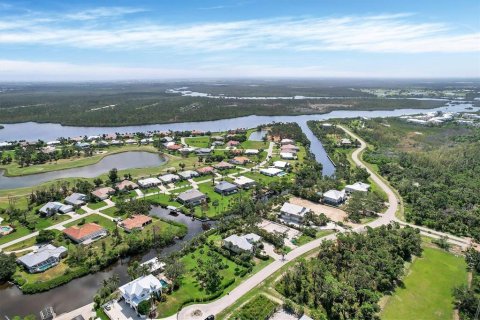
[289,197,360,228]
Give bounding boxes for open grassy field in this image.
[381,247,468,320]
[185,136,210,148]
[64,213,116,231]
[86,201,108,210]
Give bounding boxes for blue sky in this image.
[0,0,479,81]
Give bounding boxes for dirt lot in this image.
[289,197,360,228]
[258,219,300,248]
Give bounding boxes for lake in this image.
[0,151,166,190]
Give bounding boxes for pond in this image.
[248,129,268,141]
[0,151,166,190]
[0,208,210,318]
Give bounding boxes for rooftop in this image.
[63,223,105,241]
[121,215,152,230]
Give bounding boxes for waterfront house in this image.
[345,182,370,193]
[214,181,238,195]
[323,189,346,205]
[233,176,256,189]
[64,193,87,207]
[280,138,295,145]
[91,187,115,200]
[177,189,207,206]
[39,202,73,216]
[120,215,153,232]
[119,274,163,312]
[63,223,107,244]
[279,202,310,224]
[223,233,261,254]
[280,152,296,160]
[140,257,166,275]
[17,244,67,273]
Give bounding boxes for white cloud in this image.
[0,12,478,53]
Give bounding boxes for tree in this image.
[108,168,118,184]
[163,256,185,290]
[0,253,17,281]
[93,178,103,187]
[137,300,151,315]
[36,229,56,243]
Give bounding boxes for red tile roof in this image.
[63,223,105,241]
[121,215,152,230]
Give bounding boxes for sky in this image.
[0,0,479,81]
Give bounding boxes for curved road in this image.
[169,124,471,320]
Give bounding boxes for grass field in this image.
[64,213,116,231]
[185,136,210,148]
[381,247,467,320]
[87,201,108,210]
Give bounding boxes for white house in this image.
[345,182,370,193]
[273,161,289,169]
[138,177,162,188]
[119,274,163,312]
[223,234,261,253]
[158,173,180,184]
[323,189,346,205]
[260,167,283,177]
[245,149,259,155]
[178,170,199,179]
[39,202,73,216]
[280,152,296,160]
[233,176,256,189]
[279,202,310,224]
[280,138,295,145]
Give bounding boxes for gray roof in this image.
[215,181,238,191]
[64,193,86,205]
[39,202,73,214]
[224,234,253,251]
[177,189,206,202]
[280,203,309,216]
[17,244,67,268]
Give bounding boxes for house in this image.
[279,202,310,224]
[280,144,299,151]
[233,176,256,189]
[191,130,205,136]
[166,144,182,151]
[280,152,296,160]
[323,189,346,205]
[340,138,352,145]
[138,177,162,188]
[63,223,107,244]
[226,140,240,147]
[273,161,289,169]
[211,135,224,141]
[177,189,207,206]
[299,315,314,320]
[64,193,87,207]
[17,244,67,273]
[245,149,259,155]
[46,140,60,146]
[159,173,180,184]
[125,139,137,144]
[119,274,164,312]
[212,141,224,147]
[178,170,199,179]
[75,142,90,149]
[196,166,214,175]
[120,215,153,232]
[91,187,115,200]
[39,202,73,216]
[260,167,283,177]
[230,156,250,165]
[280,138,295,145]
[195,148,212,156]
[223,233,261,254]
[214,161,235,170]
[345,182,370,193]
[214,181,238,195]
[179,147,195,154]
[116,180,139,191]
[41,146,56,154]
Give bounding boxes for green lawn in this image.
[293,230,334,246]
[100,206,121,217]
[87,201,108,210]
[240,140,269,150]
[144,193,182,208]
[3,236,38,251]
[185,136,211,148]
[64,214,116,231]
[381,247,468,320]
[156,245,245,317]
[195,183,239,218]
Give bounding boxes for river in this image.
[0,208,209,318]
[0,102,475,177]
[0,151,166,190]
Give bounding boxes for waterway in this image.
[0,208,209,318]
[0,151,166,190]
[0,102,475,177]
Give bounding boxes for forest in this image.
[347,117,480,240]
[0,82,447,126]
[277,225,422,320]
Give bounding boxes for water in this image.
[0,102,474,177]
[0,151,166,189]
[0,208,208,318]
[248,130,268,141]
